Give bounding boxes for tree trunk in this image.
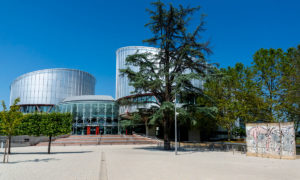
[163,116,170,150]
[145,120,149,137]
[3,138,8,163]
[48,135,52,154]
[8,135,11,154]
[199,129,201,142]
[294,122,297,138]
[227,129,231,141]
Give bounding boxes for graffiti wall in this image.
[246,122,296,160]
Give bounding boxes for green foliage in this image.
[203,45,300,140]
[279,46,300,130]
[18,112,72,154]
[204,67,236,139]
[120,1,211,149]
[40,112,72,137]
[0,98,23,136]
[132,113,142,123]
[204,63,263,140]
[120,120,134,129]
[252,46,300,125]
[252,48,286,122]
[181,96,218,141]
[120,1,211,103]
[232,127,246,137]
[19,112,72,137]
[0,98,23,157]
[18,113,42,136]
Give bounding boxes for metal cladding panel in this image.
[115,46,159,100]
[10,68,96,105]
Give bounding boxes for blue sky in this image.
[0,0,299,106]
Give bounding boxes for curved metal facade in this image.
[115,46,159,100]
[10,68,96,106]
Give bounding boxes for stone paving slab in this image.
[0,146,101,180]
[102,145,300,180]
[1,145,300,180]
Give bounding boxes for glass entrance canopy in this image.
[56,95,119,135]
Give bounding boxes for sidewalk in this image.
[1,145,300,180]
[0,146,101,180]
[103,145,300,180]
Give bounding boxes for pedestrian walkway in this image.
[1,145,300,180]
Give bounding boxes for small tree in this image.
[132,107,158,136]
[120,119,134,134]
[204,64,263,141]
[0,98,23,162]
[118,97,159,136]
[252,48,286,122]
[184,96,218,141]
[40,113,72,154]
[204,68,236,140]
[280,45,300,132]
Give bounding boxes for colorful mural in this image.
[246,122,296,159]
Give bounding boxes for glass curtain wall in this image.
[57,100,119,135]
[20,105,55,113]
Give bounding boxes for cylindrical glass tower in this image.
[115,46,160,117]
[115,46,204,117]
[10,68,96,113]
[115,46,159,100]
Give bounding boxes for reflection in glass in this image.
[57,99,119,135]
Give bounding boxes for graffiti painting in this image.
[246,122,296,160]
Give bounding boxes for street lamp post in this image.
[175,93,178,155]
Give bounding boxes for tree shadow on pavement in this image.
[2,158,59,164]
[133,145,245,155]
[133,145,173,152]
[133,145,207,153]
[2,151,93,155]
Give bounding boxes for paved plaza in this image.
[0,145,300,180]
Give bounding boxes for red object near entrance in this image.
[126,129,128,135]
[87,126,91,135]
[96,126,99,135]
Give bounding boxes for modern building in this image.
[115,46,204,115]
[115,46,210,140]
[10,68,96,113]
[10,68,121,135]
[116,46,160,118]
[8,46,206,138]
[56,95,119,135]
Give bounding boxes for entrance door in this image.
[87,126,91,135]
[96,126,100,135]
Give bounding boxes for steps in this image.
[36,134,160,146]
